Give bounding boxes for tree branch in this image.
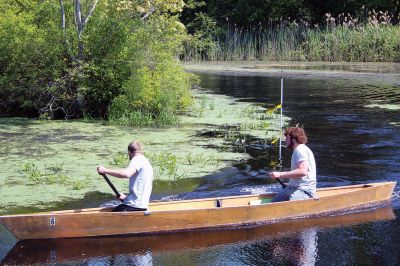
[83,0,99,26]
[74,0,83,38]
[59,0,75,61]
[141,6,155,21]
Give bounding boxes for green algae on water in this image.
[0,90,286,213]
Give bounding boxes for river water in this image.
[2,64,400,265]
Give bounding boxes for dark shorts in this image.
[112,204,147,212]
[272,187,315,202]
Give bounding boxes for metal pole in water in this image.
[279,71,283,165]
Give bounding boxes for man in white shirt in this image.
[269,127,316,202]
[97,141,153,212]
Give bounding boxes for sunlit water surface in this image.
[2,64,400,265]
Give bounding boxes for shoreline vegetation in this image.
[0,89,287,214]
[181,12,400,62]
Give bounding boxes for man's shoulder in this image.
[293,144,312,160]
[131,155,152,167]
[294,144,306,152]
[296,144,312,153]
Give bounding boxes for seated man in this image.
[97,141,153,212]
[269,127,316,202]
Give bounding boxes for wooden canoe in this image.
[0,181,396,240]
[2,206,395,265]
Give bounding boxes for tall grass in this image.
[108,109,179,127]
[182,12,400,62]
[305,25,400,62]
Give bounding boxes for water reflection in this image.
[241,228,318,265]
[1,206,395,265]
[242,62,400,74]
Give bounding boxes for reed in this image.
[182,11,400,62]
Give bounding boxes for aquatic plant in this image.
[21,162,42,183]
[187,101,206,117]
[21,162,69,185]
[71,178,91,190]
[209,99,216,110]
[20,162,93,190]
[108,109,180,127]
[147,152,185,180]
[184,152,222,166]
[110,152,130,168]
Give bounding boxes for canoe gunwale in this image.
[0,182,388,217]
[0,182,395,218]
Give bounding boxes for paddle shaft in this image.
[276,178,287,188]
[101,174,122,200]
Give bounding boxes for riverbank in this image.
[184,61,400,76]
[0,89,286,214]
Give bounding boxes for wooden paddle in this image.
[276,178,287,188]
[100,174,123,201]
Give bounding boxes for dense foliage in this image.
[181,0,400,29]
[0,0,194,121]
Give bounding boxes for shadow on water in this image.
[0,205,396,265]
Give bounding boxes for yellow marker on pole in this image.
[266,104,282,114]
[271,136,280,145]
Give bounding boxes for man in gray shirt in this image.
[269,127,316,202]
[97,141,153,212]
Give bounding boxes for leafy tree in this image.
[0,1,66,117]
[0,0,194,121]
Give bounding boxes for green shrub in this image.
[109,61,194,126]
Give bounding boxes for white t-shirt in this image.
[124,155,153,209]
[288,144,316,193]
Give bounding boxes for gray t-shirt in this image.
[288,144,316,193]
[124,155,153,209]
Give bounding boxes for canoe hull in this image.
[2,206,396,265]
[0,182,396,240]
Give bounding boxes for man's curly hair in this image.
[284,127,308,144]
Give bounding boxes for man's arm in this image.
[269,161,308,179]
[97,165,137,179]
